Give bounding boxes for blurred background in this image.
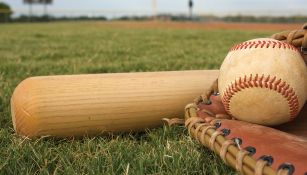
[1,0,307,23]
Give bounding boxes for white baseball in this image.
[219,38,307,126]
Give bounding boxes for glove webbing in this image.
[271,23,307,56]
[184,103,292,175]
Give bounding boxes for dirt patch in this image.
[99,21,303,31]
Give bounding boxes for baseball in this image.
[219,38,307,126]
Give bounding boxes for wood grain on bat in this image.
[11,70,219,138]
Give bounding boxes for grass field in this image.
[0,21,276,174]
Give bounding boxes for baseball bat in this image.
[11,70,219,138]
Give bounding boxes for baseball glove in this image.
[183,23,307,175]
[185,95,307,175]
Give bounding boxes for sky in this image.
[1,0,307,18]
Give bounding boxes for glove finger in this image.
[215,119,307,174]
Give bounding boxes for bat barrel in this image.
[11,70,218,138]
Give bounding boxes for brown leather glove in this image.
[185,97,307,175]
[186,24,307,174]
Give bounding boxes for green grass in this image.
[0,21,273,174]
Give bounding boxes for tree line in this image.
[1,2,307,23]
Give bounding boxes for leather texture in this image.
[192,95,307,175]
[213,119,307,175]
[271,23,307,65]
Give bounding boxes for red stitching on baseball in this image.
[230,40,299,53]
[221,74,299,120]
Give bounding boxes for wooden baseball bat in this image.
[11,70,219,138]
